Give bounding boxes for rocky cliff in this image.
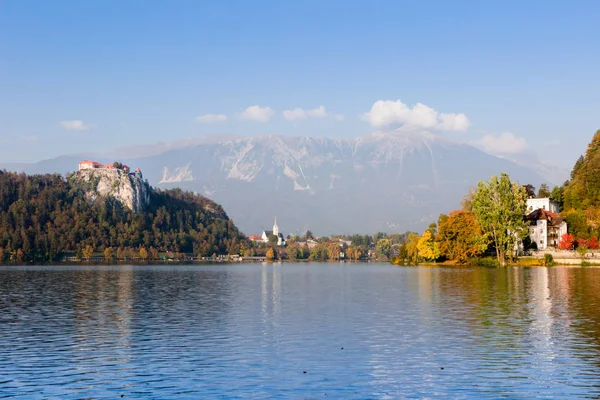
[75,168,150,212]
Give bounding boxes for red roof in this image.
[526,208,563,226]
[79,160,103,167]
[249,235,262,240]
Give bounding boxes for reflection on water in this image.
[1,264,600,398]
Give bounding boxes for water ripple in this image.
[1,264,600,398]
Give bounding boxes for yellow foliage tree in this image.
[139,247,148,259]
[417,230,440,261]
[104,247,113,261]
[82,245,94,260]
[266,248,276,260]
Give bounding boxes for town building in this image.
[525,198,567,250]
[78,160,104,170]
[526,197,559,213]
[78,160,142,177]
[261,217,286,246]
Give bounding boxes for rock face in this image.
[76,168,150,212]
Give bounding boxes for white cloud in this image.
[283,106,344,121]
[476,132,528,155]
[196,114,227,123]
[439,113,471,131]
[363,100,470,131]
[240,105,275,123]
[60,120,94,131]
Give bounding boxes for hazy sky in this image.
[1,0,599,167]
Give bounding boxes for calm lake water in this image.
[1,263,600,399]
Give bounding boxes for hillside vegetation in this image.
[561,129,600,239]
[0,171,247,262]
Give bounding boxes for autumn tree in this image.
[471,173,528,267]
[15,249,25,263]
[149,246,159,260]
[437,210,487,263]
[347,246,361,261]
[537,183,551,198]
[417,230,440,261]
[403,232,421,265]
[557,233,575,250]
[104,247,113,261]
[139,246,148,259]
[82,245,94,260]
[266,248,276,260]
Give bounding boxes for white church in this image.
[261,218,286,246]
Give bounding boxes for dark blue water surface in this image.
[1,263,600,398]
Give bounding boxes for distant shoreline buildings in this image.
[250,218,286,246]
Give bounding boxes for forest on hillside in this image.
[558,129,600,240]
[0,171,247,262]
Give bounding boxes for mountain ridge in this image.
[1,130,548,235]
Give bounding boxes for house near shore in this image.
[525,197,567,250]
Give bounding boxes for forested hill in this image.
[558,129,600,239]
[563,129,600,210]
[0,170,248,262]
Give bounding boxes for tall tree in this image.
[375,239,391,260]
[523,184,536,198]
[471,173,528,267]
[537,183,551,198]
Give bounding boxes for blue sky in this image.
[1,0,599,169]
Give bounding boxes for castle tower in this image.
[273,217,279,237]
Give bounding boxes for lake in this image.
[1,263,600,398]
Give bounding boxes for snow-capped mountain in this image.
[1,130,548,235]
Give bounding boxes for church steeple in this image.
[273,217,279,237]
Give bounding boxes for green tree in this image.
[571,155,584,180]
[375,239,391,260]
[471,173,528,267]
[550,185,563,206]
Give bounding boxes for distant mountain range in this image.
[1,130,549,235]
